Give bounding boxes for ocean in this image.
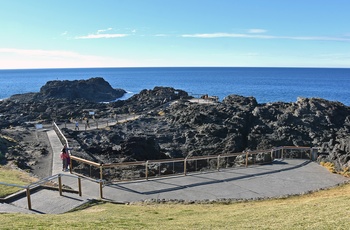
[0,67,350,106]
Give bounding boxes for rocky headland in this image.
[1,77,350,179]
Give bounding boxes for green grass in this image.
[1,165,349,229]
[1,186,350,229]
[0,164,38,197]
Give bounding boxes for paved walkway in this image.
[57,115,140,132]
[1,129,349,214]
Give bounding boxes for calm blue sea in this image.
[0,67,350,105]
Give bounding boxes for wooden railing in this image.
[53,120,318,182]
[69,146,318,182]
[0,174,88,210]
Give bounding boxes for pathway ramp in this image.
[1,129,349,214]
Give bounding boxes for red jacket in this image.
[60,152,69,160]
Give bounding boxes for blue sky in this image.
[0,0,350,69]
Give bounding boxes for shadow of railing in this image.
[68,146,318,183]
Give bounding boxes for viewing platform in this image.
[2,123,348,214]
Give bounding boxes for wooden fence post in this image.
[217,155,221,171]
[26,187,32,210]
[58,174,62,196]
[99,180,103,199]
[245,151,249,167]
[100,164,103,180]
[69,158,73,173]
[78,177,82,197]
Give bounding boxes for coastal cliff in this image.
[0,78,349,177]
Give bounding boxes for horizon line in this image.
[1,66,350,71]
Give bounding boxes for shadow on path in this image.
[107,160,310,195]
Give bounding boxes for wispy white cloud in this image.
[75,33,128,39]
[75,28,128,39]
[181,32,350,42]
[247,29,267,34]
[61,31,68,36]
[97,28,113,34]
[287,36,350,41]
[181,33,274,39]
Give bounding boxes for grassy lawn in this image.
[0,164,38,198]
[1,164,349,229]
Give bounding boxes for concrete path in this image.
[1,128,349,214]
[57,115,140,132]
[101,159,348,202]
[49,129,67,176]
[3,189,92,214]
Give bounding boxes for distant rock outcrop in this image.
[39,77,126,102]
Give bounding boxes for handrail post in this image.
[281,147,284,159]
[308,147,311,160]
[184,157,187,176]
[301,148,303,159]
[217,155,220,171]
[100,164,103,180]
[99,180,103,199]
[78,177,82,197]
[245,151,249,167]
[69,157,73,173]
[145,160,149,180]
[271,149,274,160]
[26,186,32,210]
[58,174,62,196]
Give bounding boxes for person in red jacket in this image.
[60,151,69,171]
[60,145,72,171]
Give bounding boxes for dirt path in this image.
[1,126,53,179]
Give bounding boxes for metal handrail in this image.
[0,173,106,210]
[0,181,27,189]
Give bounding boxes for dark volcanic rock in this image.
[66,90,350,174]
[1,80,350,177]
[120,136,165,161]
[106,95,350,171]
[110,86,191,114]
[63,91,350,175]
[39,77,126,102]
[0,78,127,128]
